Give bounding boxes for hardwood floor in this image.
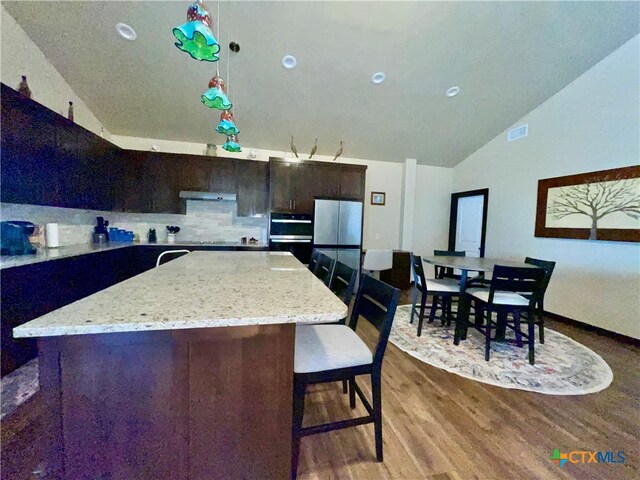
[1,295,638,479]
[297,309,640,479]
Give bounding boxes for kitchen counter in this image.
[22,250,345,479]
[13,251,347,338]
[0,241,268,270]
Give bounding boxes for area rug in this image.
[1,358,39,420]
[389,305,613,395]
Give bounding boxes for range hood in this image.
[179,191,237,202]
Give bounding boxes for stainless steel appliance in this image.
[313,199,363,278]
[269,212,313,263]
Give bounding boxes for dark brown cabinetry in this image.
[1,83,365,219]
[339,164,367,199]
[236,160,269,217]
[269,158,367,214]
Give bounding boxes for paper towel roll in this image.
[45,223,60,248]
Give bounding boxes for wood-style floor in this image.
[2,294,639,480]
[297,310,640,479]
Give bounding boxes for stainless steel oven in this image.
[269,213,313,264]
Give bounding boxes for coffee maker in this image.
[1,221,37,255]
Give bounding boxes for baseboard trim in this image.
[544,311,640,347]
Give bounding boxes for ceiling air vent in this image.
[507,124,528,142]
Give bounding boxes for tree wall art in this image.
[535,165,640,242]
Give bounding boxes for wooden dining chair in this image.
[466,265,545,364]
[523,257,556,343]
[329,260,358,309]
[410,254,460,335]
[433,249,465,279]
[313,254,336,286]
[308,249,321,272]
[155,249,190,267]
[291,275,400,478]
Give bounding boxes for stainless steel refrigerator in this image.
[313,199,363,278]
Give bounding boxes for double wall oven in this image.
[269,212,313,264]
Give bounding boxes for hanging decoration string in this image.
[216,0,221,75]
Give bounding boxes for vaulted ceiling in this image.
[3,1,639,165]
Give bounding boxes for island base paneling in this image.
[38,324,295,480]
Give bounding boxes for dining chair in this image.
[291,275,400,478]
[410,253,460,335]
[362,249,393,279]
[433,249,465,280]
[155,249,190,267]
[329,260,358,309]
[466,265,545,364]
[308,249,321,272]
[313,253,336,286]
[311,260,358,393]
[523,257,556,343]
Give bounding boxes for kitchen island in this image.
[13,251,347,479]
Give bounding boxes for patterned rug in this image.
[389,305,613,395]
[1,358,39,420]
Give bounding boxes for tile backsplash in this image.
[0,202,268,246]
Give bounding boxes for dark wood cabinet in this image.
[269,159,297,213]
[1,83,367,219]
[236,160,269,217]
[0,247,141,377]
[311,163,341,199]
[210,157,237,193]
[339,164,367,199]
[269,158,367,214]
[143,153,182,213]
[269,159,317,214]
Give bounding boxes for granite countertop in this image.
[0,241,268,270]
[13,251,348,338]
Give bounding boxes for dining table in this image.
[422,256,541,344]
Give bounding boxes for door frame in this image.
[448,188,489,257]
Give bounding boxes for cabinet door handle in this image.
[293,200,296,210]
[289,199,292,210]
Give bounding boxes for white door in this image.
[454,195,484,258]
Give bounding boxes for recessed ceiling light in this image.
[115,23,137,41]
[445,86,461,97]
[282,55,297,70]
[371,72,386,85]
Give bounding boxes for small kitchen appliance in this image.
[1,221,37,255]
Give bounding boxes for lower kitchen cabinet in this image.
[0,248,141,377]
[1,245,269,377]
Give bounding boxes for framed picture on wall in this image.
[370,192,386,206]
[535,165,640,242]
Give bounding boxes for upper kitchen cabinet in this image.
[180,155,213,192]
[142,153,182,214]
[269,158,367,214]
[338,164,366,199]
[0,83,116,211]
[112,150,147,213]
[269,159,315,214]
[0,84,61,207]
[236,160,269,217]
[311,163,341,199]
[209,157,237,193]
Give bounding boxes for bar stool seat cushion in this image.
[295,325,372,374]
[424,278,459,293]
[470,290,529,306]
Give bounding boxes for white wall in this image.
[412,165,454,277]
[111,135,404,250]
[452,35,640,339]
[0,6,110,138]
